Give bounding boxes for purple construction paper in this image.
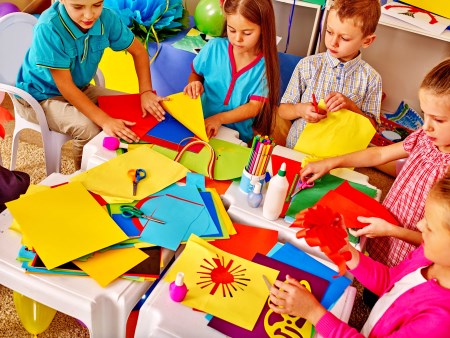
[208,253,329,337]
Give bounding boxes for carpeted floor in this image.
[0,95,395,336]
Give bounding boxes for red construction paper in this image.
[0,106,13,139]
[270,154,302,216]
[293,205,350,277]
[210,223,278,260]
[98,94,159,138]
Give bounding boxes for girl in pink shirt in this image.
[268,173,450,337]
[301,58,450,267]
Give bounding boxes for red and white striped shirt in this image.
[366,129,450,266]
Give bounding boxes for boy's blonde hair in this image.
[420,58,450,96]
[331,0,381,37]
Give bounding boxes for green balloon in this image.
[194,0,225,37]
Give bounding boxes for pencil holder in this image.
[239,168,265,193]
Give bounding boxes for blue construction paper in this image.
[112,214,141,238]
[151,184,218,237]
[186,172,206,192]
[199,191,222,238]
[17,246,35,261]
[138,195,207,250]
[271,243,351,309]
[146,113,194,145]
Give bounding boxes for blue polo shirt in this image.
[16,1,134,101]
[192,38,268,143]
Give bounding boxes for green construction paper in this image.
[152,138,251,180]
[285,174,377,220]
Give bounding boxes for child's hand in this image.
[302,103,327,123]
[268,275,325,324]
[350,217,396,238]
[300,159,333,183]
[205,115,222,138]
[183,81,204,99]
[102,117,139,143]
[141,91,168,122]
[325,92,353,112]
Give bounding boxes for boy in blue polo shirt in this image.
[15,0,166,169]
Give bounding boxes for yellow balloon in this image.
[13,292,57,337]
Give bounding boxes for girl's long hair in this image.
[222,0,280,136]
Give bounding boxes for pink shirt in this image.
[316,246,450,337]
[367,129,450,266]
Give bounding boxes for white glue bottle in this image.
[262,162,289,220]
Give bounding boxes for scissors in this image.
[128,168,147,196]
[120,205,165,224]
[290,179,314,199]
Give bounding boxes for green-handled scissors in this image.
[120,205,165,224]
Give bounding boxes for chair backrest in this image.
[0,12,38,86]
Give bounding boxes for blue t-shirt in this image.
[16,2,134,101]
[192,38,268,142]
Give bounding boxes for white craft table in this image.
[0,173,174,338]
[134,252,357,338]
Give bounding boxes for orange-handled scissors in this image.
[128,168,147,196]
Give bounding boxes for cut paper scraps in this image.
[98,94,158,138]
[382,3,450,34]
[211,223,278,260]
[162,92,209,142]
[285,174,377,223]
[0,105,14,138]
[208,253,330,337]
[70,146,189,200]
[315,181,399,229]
[153,138,251,180]
[271,242,351,310]
[163,234,279,331]
[5,182,128,270]
[292,205,351,277]
[294,99,376,158]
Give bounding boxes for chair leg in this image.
[9,129,22,171]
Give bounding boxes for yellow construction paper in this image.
[74,247,148,287]
[294,100,376,158]
[164,234,279,331]
[5,182,128,270]
[95,48,138,93]
[70,146,189,200]
[207,188,236,236]
[162,92,209,142]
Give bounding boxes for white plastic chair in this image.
[0,12,105,176]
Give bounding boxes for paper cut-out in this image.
[164,234,279,331]
[292,205,352,277]
[294,100,376,158]
[162,92,209,142]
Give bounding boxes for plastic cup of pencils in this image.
[239,168,265,194]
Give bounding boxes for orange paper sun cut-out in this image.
[197,255,250,297]
[292,205,351,277]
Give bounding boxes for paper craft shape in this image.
[294,100,376,158]
[271,243,351,309]
[162,92,209,142]
[292,205,352,277]
[316,181,399,229]
[211,223,278,260]
[153,138,251,180]
[70,146,189,200]
[74,247,148,287]
[208,253,329,337]
[6,182,128,270]
[285,174,377,222]
[207,187,236,236]
[400,0,450,19]
[382,3,450,34]
[98,94,159,138]
[172,28,208,53]
[164,234,279,331]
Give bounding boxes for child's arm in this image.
[204,100,263,138]
[183,71,204,99]
[126,39,168,122]
[50,69,139,143]
[301,141,408,183]
[351,217,423,246]
[278,102,327,123]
